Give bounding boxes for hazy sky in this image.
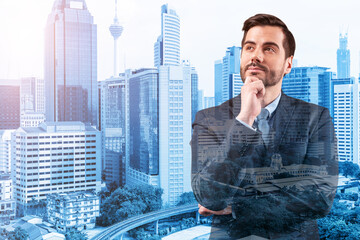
[0,0,359,96]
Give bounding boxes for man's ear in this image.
[284,56,293,75]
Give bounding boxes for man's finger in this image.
[246,80,265,98]
[198,206,214,216]
[244,76,263,85]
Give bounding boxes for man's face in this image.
[240,26,293,87]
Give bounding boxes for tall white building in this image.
[126,65,193,205]
[12,122,102,209]
[154,4,180,67]
[333,78,359,164]
[158,65,192,205]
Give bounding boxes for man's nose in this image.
[251,49,263,63]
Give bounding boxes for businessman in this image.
[191,14,338,239]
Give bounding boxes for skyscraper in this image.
[158,65,192,205]
[214,60,223,106]
[99,75,127,187]
[154,4,180,67]
[214,46,243,103]
[45,0,98,126]
[332,78,358,165]
[337,33,350,79]
[127,68,159,187]
[282,66,334,112]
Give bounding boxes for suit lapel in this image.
[273,93,296,151]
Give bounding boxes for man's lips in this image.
[247,67,264,71]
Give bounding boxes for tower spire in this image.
[109,0,123,77]
[114,0,119,22]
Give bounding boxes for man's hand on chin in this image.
[198,204,232,216]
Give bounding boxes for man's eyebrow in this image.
[263,42,280,49]
[243,41,280,49]
[243,40,256,45]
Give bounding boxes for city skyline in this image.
[0,0,360,96]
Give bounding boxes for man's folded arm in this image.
[231,107,338,226]
[191,110,263,211]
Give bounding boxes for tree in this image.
[65,228,88,240]
[107,181,119,193]
[129,227,161,240]
[4,227,29,240]
[97,185,163,226]
[318,217,360,240]
[339,161,359,178]
[176,192,197,206]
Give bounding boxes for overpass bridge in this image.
[91,204,200,240]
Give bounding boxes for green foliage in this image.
[107,181,119,193]
[129,227,161,240]
[339,161,360,178]
[318,217,360,240]
[2,227,29,240]
[176,192,197,206]
[318,199,360,239]
[97,184,163,226]
[339,192,358,201]
[180,217,196,229]
[25,198,47,217]
[65,228,88,240]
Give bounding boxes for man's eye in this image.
[265,47,275,52]
[246,46,254,50]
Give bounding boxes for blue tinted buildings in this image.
[282,66,334,113]
[99,75,127,187]
[45,0,98,126]
[214,60,223,106]
[127,69,159,187]
[190,66,198,124]
[154,4,180,67]
[214,46,243,103]
[337,33,350,79]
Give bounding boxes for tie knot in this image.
[258,108,270,121]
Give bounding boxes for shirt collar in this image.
[264,92,281,117]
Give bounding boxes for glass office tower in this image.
[45,0,98,126]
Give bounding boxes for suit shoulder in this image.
[195,98,235,123]
[285,94,329,113]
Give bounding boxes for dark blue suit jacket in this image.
[191,93,338,239]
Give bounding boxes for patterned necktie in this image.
[257,108,270,146]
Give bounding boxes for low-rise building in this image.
[47,192,100,232]
[0,173,16,223]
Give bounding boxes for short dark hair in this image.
[241,13,296,58]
